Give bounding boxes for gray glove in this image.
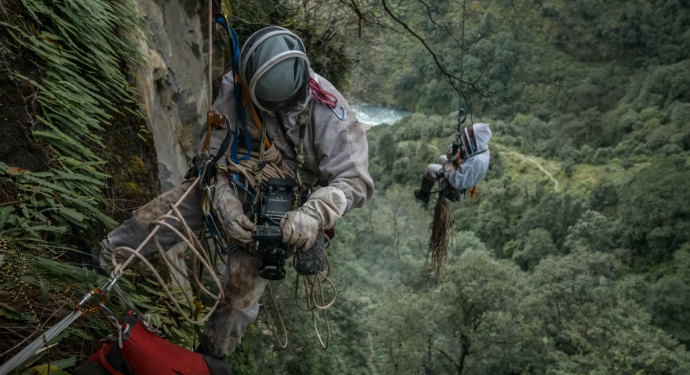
[447,143,458,161]
[213,176,254,243]
[281,208,320,250]
[281,186,347,251]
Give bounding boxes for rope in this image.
[309,77,337,107]
[112,176,201,274]
[208,0,213,109]
[111,200,224,326]
[293,258,337,310]
[226,146,294,191]
[291,238,336,349]
[259,283,288,349]
[112,285,163,336]
[251,113,270,204]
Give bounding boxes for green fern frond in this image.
[1,0,143,243]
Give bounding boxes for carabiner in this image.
[330,105,346,121]
[102,272,122,293]
[198,159,217,190]
[75,288,106,317]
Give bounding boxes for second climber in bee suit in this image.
[414,123,492,203]
[98,27,374,359]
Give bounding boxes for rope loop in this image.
[108,178,225,326]
[259,283,288,348]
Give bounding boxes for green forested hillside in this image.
[317,0,690,373]
[2,0,690,374]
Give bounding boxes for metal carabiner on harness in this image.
[198,158,218,191]
[75,288,104,315]
[329,105,346,121]
[103,272,122,293]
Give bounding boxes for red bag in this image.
[76,311,231,375]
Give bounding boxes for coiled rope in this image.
[110,197,224,325]
[227,145,293,191]
[292,237,337,349]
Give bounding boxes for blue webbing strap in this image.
[214,15,251,163]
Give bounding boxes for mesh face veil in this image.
[461,126,480,157]
[240,27,310,112]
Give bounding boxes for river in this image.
[351,104,411,126]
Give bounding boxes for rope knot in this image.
[298,112,309,126]
[254,174,263,186]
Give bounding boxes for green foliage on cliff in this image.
[0,0,143,246]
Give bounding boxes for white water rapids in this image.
[352,104,411,126]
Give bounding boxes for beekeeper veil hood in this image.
[240,27,310,113]
[461,123,491,158]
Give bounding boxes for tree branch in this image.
[380,0,496,120]
[435,345,460,369]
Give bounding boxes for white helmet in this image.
[240,27,310,113]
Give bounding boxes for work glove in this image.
[281,210,320,250]
[447,143,459,162]
[212,175,254,243]
[281,186,347,251]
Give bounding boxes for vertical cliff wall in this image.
[129,0,230,191]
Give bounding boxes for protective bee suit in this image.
[416,123,491,202]
[98,27,373,358]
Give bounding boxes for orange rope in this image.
[236,74,271,149]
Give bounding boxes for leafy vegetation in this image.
[0,0,162,370]
[0,0,143,248]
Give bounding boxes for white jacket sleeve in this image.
[310,77,374,216]
[448,151,491,191]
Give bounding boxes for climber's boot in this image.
[414,177,435,204]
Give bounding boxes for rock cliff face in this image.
[129,0,230,191]
[126,0,233,285]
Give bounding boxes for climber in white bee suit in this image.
[98,27,373,358]
[414,123,492,203]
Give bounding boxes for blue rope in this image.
[204,214,221,240]
[231,173,255,200]
[214,15,251,163]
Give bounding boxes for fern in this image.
[0,0,144,246]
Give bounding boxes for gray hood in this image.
[473,123,492,152]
